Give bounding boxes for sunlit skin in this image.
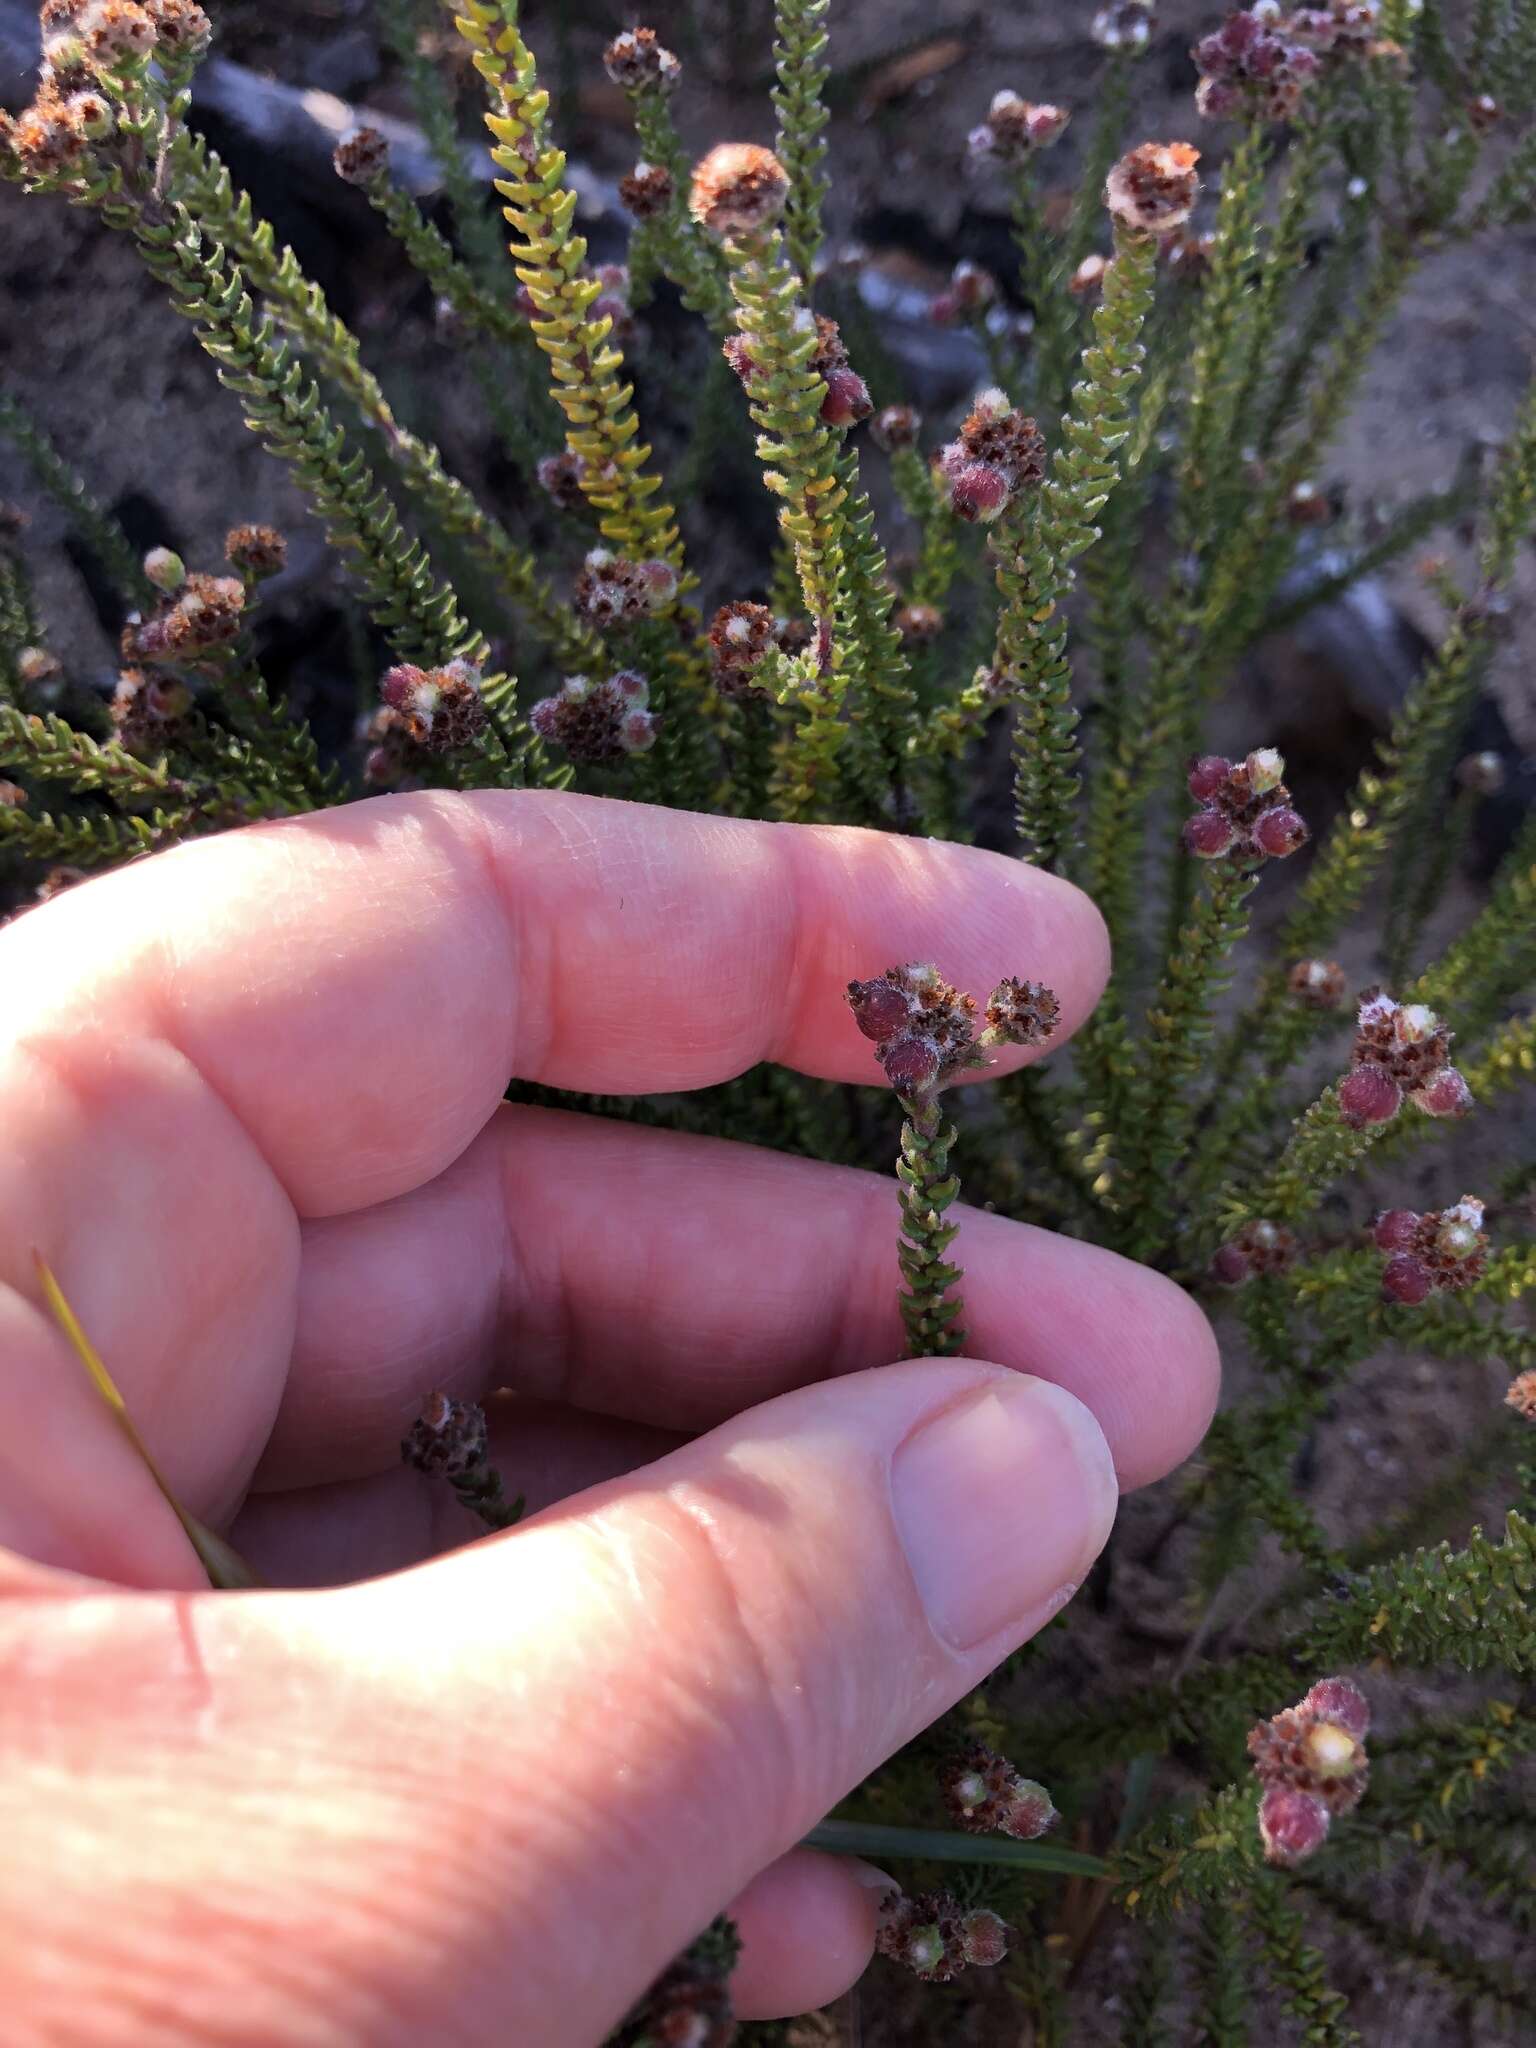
[0,791,1219,2044]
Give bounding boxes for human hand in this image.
[0,792,1218,2044]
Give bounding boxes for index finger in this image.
[0,790,1107,1218]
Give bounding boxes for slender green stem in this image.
[802,1819,1108,1878]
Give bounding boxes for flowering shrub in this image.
[3,0,1535,2039]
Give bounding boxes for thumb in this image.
[0,1360,1116,2045]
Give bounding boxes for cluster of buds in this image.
[940,1744,1057,1840]
[1105,141,1201,236]
[573,548,678,627]
[374,658,488,757]
[689,142,790,240]
[535,450,587,512]
[871,403,922,453]
[602,26,680,93]
[1338,991,1473,1128]
[1193,11,1321,121]
[1183,748,1309,862]
[935,387,1047,525]
[224,523,287,581]
[0,780,29,810]
[928,258,998,327]
[723,312,871,429]
[1506,1371,1536,1421]
[529,671,658,764]
[1374,1197,1488,1305]
[123,560,246,664]
[6,1,201,181]
[1093,2,1157,51]
[3,75,112,179]
[1211,1217,1299,1286]
[332,124,390,187]
[618,159,674,221]
[707,600,783,697]
[1250,1676,1370,1867]
[968,91,1070,167]
[110,666,191,753]
[875,1891,1010,1984]
[15,643,64,699]
[1288,1,1392,57]
[847,963,1060,1103]
[1288,957,1348,1010]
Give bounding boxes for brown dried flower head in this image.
[529,670,658,764]
[875,1891,966,1984]
[142,0,211,56]
[110,666,192,752]
[708,601,777,697]
[940,1743,1058,1839]
[574,547,678,626]
[402,1390,489,1480]
[1288,957,1348,1010]
[333,125,389,186]
[872,403,922,453]
[689,143,790,239]
[896,601,944,644]
[379,657,488,754]
[603,27,680,93]
[224,524,287,578]
[1211,1216,1299,1285]
[619,160,675,220]
[1106,141,1201,235]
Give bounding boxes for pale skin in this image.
[0,791,1219,2044]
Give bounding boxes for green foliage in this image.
[5,0,1536,2032]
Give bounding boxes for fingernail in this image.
[849,1861,898,1892]
[890,1376,1117,1651]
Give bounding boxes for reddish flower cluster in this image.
[707,600,778,696]
[689,142,789,238]
[847,962,1059,1101]
[1338,991,1473,1128]
[573,547,679,627]
[1506,1371,1536,1421]
[602,26,680,93]
[123,569,246,663]
[110,667,191,753]
[1374,1197,1488,1306]
[940,1744,1057,1840]
[876,1892,1010,1984]
[872,403,922,453]
[1249,1675,1370,1868]
[936,388,1047,525]
[968,90,1070,166]
[224,523,287,579]
[332,125,389,186]
[1105,141,1201,235]
[1182,747,1309,862]
[529,670,658,764]
[1288,957,1348,1010]
[618,159,674,220]
[1193,11,1322,121]
[1288,1,1390,56]
[1211,1217,1299,1286]
[378,658,488,754]
[928,257,998,326]
[535,450,587,511]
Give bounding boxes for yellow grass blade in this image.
[33,1251,259,1590]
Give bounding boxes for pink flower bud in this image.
[959,1910,1010,1968]
[1188,754,1232,800]
[882,1036,942,1097]
[1252,804,1309,858]
[1381,1254,1432,1306]
[1338,1063,1402,1127]
[847,978,913,1042]
[1299,1677,1371,1740]
[1372,1209,1421,1252]
[1258,1785,1331,1868]
[1411,1066,1473,1119]
[998,1779,1057,1841]
[1183,808,1237,858]
[820,367,873,427]
[947,462,1012,523]
[620,709,659,754]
